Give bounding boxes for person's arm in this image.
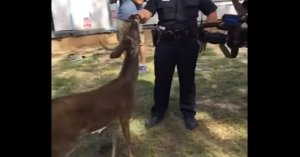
[199,0,218,31]
[132,0,144,5]
[130,0,157,24]
[231,0,247,15]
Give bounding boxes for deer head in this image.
[110,19,140,59]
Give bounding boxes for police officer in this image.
[131,0,218,130]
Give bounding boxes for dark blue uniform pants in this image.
[152,38,200,118]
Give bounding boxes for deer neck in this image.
[118,47,140,82]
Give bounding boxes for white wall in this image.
[70,0,111,30]
[89,0,111,29]
[51,0,72,31]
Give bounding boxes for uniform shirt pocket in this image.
[157,0,176,20]
[184,0,200,17]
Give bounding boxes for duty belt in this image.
[159,30,196,40]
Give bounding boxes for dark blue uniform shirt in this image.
[144,0,217,30]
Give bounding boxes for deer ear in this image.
[126,36,138,48]
[110,44,125,59]
[126,35,134,41]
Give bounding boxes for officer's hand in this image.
[129,14,141,21]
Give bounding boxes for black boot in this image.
[184,117,198,130]
[145,116,163,128]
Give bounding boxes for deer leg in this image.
[119,117,134,157]
[91,126,107,134]
[110,125,117,157]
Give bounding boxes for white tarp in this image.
[70,0,111,30]
[52,0,112,31]
[110,3,119,28]
[52,0,72,31]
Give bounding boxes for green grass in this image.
[52,44,247,157]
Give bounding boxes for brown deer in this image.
[52,18,141,157]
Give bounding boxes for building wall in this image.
[52,33,116,54]
[52,30,153,55]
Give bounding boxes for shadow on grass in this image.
[127,55,247,157]
[193,57,247,157]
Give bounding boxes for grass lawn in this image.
[52,44,247,157]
